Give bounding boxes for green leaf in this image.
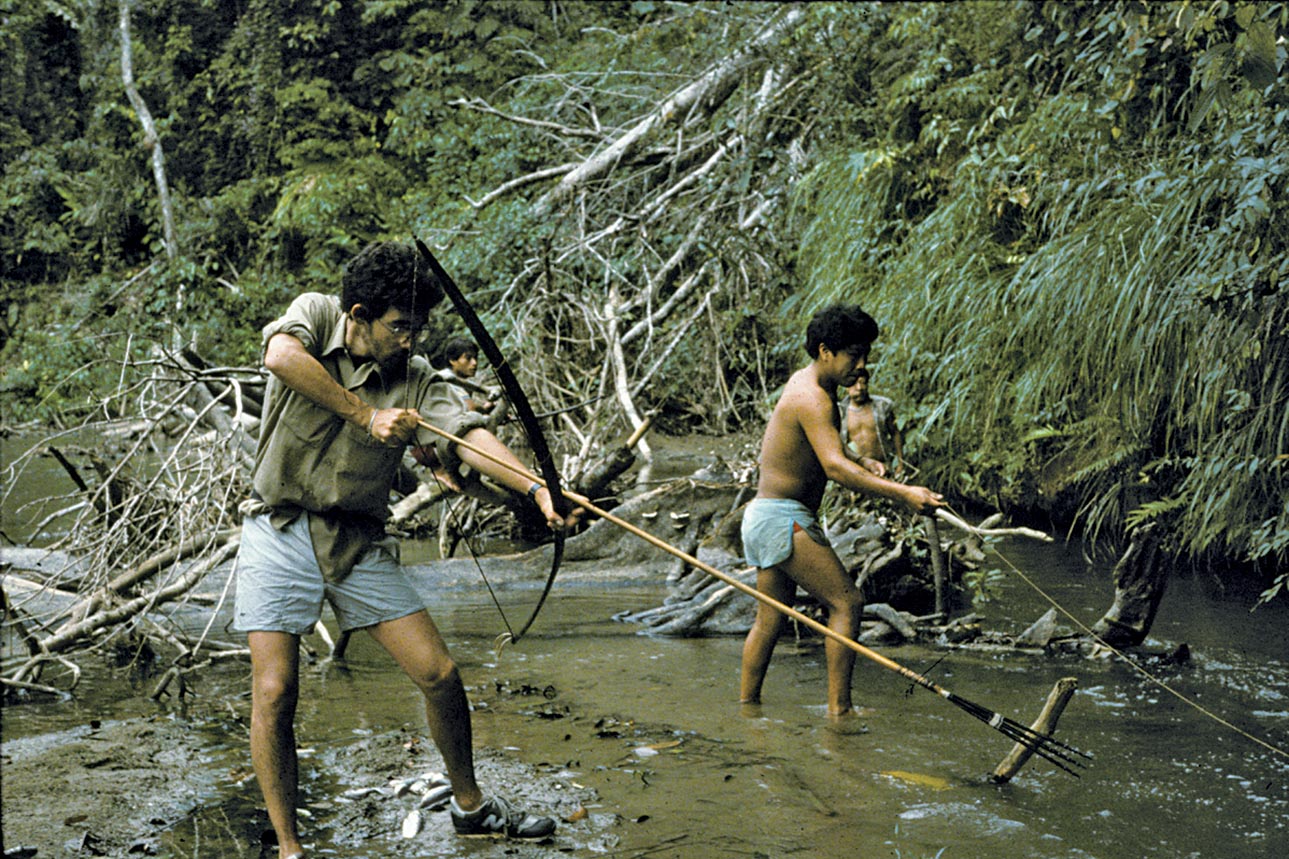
[1021,425,1064,443]
[1241,22,1278,89]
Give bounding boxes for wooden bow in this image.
[413,236,569,643]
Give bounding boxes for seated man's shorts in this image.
[740,497,830,570]
[233,513,425,635]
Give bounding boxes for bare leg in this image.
[778,528,864,716]
[367,610,484,811]
[248,631,305,859]
[740,567,795,704]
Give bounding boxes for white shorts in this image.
[233,513,424,635]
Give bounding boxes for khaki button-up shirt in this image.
[248,292,487,580]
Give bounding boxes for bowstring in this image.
[423,461,518,653]
[474,356,529,657]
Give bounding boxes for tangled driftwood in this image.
[1,347,257,696]
[0,341,657,695]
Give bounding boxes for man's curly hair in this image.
[341,241,443,321]
[804,304,879,358]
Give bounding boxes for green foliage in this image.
[3,0,1286,599]
[796,1,1289,595]
[963,567,1007,608]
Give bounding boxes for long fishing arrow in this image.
[412,414,1091,776]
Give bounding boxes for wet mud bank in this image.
[1,701,610,858]
[2,714,223,857]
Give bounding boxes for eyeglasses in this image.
[374,316,429,345]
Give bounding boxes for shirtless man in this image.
[740,305,944,718]
[840,367,903,478]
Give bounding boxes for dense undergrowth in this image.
[2,1,1285,600]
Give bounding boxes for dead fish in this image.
[401,808,422,839]
[880,770,952,791]
[341,786,383,799]
[389,777,416,797]
[417,784,453,810]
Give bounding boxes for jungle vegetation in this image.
[2,1,1286,602]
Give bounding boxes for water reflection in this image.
[5,560,1288,858]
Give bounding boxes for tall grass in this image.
[795,120,1289,586]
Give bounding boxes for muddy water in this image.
[4,438,1288,857]
[11,562,1285,859]
[337,568,1288,859]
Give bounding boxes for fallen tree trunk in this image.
[69,527,240,624]
[1090,524,1168,647]
[10,537,239,684]
[529,6,806,218]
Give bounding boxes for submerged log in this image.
[1016,608,1062,648]
[1090,524,1168,647]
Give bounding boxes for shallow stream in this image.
[3,435,1287,857]
[6,543,1288,858]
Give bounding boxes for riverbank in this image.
[1,704,605,858]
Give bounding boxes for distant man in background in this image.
[440,336,498,415]
[234,241,570,858]
[839,367,904,478]
[740,304,944,720]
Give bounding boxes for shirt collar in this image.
[319,309,383,390]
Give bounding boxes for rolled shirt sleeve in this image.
[415,374,490,472]
[260,292,342,357]
[247,292,501,581]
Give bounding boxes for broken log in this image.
[934,509,1053,542]
[990,677,1079,782]
[1090,524,1168,648]
[577,413,652,504]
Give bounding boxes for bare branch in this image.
[451,96,608,141]
[466,163,579,210]
[530,6,806,217]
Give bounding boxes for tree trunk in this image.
[119,0,181,343]
[528,6,806,218]
[1091,524,1169,647]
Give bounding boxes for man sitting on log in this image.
[437,335,500,415]
[739,304,945,720]
[233,241,572,857]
